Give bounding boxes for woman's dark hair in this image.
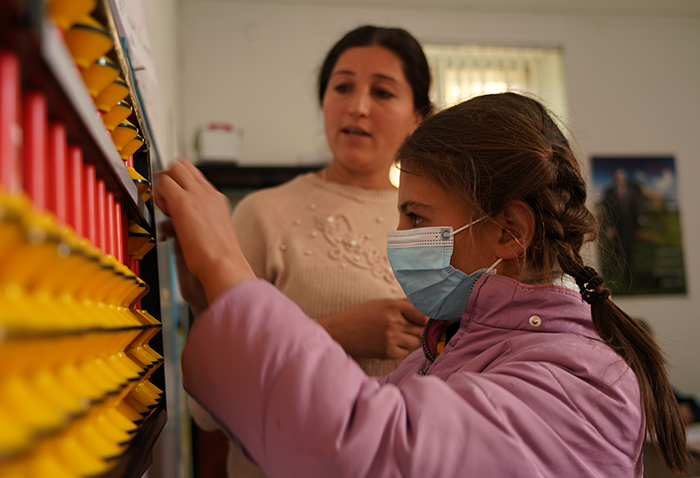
[396,92,688,474]
[317,25,432,117]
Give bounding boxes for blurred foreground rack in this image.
[1,0,167,476]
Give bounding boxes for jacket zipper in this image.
[419,319,435,375]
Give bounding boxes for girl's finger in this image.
[167,159,200,192]
[153,172,185,217]
[180,159,211,188]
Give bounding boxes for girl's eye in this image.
[334,83,351,93]
[408,212,424,227]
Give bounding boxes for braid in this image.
[538,121,688,475]
[524,103,688,473]
[524,133,595,282]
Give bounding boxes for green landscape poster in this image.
[591,156,686,296]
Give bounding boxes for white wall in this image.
[146,0,182,166]
[179,1,700,397]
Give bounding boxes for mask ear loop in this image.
[451,216,487,236]
[486,257,503,275]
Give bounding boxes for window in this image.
[390,44,567,187]
[423,44,567,122]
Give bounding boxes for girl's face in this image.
[397,170,500,275]
[322,46,421,178]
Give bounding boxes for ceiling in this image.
[179,0,700,17]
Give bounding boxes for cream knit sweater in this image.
[191,172,408,478]
[233,173,405,351]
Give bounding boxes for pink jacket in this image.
[183,274,644,477]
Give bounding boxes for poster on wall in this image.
[591,156,686,296]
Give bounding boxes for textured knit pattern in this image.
[231,172,406,375]
[192,172,407,478]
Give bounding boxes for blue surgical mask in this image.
[386,218,502,321]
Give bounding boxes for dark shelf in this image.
[105,406,167,478]
[197,162,324,190]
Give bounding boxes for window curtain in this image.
[423,45,567,123]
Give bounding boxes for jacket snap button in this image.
[528,315,542,327]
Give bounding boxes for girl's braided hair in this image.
[397,92,688,473]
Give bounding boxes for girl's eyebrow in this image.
[399,201,433,214]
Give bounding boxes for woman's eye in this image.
[334,84,351,93]
[375,89,394,99]
[408,213,423,226]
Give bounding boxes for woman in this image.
[159,93,688,477]
[185,25,432,477]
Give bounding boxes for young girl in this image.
[155,93,688,477]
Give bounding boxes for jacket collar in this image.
[422,274,596,362]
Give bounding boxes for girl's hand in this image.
[154,159,255,304]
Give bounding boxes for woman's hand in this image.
[318,299,429,360]
[154,159,255,305]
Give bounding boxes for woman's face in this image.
[322,46,421,177]
[396,171,500,275]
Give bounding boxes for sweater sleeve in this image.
[187,394,219,431]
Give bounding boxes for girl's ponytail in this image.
[572,265,688,473]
